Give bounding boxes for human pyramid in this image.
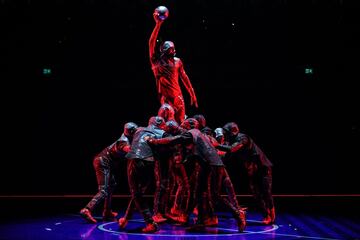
[79,6,275,234]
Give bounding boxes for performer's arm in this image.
[147,135,183,145]
[179,60,198,107]
[217,135,248,153]
[114,139,130,153]
[209,138,228,157]
[147,132,192,145]
[216,142,244,153]
[149,14,163,63]
[216,144,232,152]
[229,142,245,153]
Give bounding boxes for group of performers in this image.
[79,8,275,234]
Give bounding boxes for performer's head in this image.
[148,116,166,130]
[160,41,176,58]
[180,118,199,130]
[214,127,225,144]
[193,114,206,130]
[165,120,180,135]
[201,126,212,136]
[124,122,138,138]
[158,103,175,122]
[223,122,240,137]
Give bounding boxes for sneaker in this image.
[176,213,189,224]
[203,215,218,227]
[152,213,167,223]
[103,210,118,221]
[170,206,182,216]
[80,208,97,224]
[142,222,159,233]
[269,207,276,223]
[165,213,189,225]
[192,207,198,216]
[118,217,128,229]
[236,210,246,232]
[262,215,272,225]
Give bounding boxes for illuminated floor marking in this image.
[98,218,279,237]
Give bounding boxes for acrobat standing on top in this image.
[149,6,198,123]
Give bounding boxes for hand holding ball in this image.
[153,6,169,22]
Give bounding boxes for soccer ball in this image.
[154,6,169,21]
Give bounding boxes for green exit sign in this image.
[305,68,313,74]
[43,68,52,75]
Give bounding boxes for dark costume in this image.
[163,120,190,221]
[147,118,246,232]
[221,122,275,224]
[151,104,177,222]
[120,116,167,233]
[80,122,138,223]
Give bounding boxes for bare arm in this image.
[149,14,163,62]
[179,60,198,107]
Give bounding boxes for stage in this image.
[2,1,359,239]
[0,196,359,240]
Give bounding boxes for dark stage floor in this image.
[0,197,359,240]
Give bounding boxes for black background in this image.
[1,0,359,196]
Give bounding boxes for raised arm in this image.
[179,60,198,107]
[149,13,163,62]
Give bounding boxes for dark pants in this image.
[127,158,154,224]
[190,162,242,223]
[153,157,171,215]
[186,161,201,216]
[246,163,274,216]
[85,156,116,212]
[122,159,150,220]
[208,166,241,219]
[171,161,190,213]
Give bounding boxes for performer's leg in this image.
[195,163,211,226]
[174,163,190,214]
[153,160,162,214]
[153,160,168,223]
[248,164,267,218]
[212,167,246,232]
[260,166,275,224]
[174,95,185,123]
[80,157,110,223]
[103,173,118,220]
[127,159,159,232]
[166,159,176,214]
[186,161,200,217]
[119,160,150,228]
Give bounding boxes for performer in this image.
[163,120,190,223]
[119,116,167,233]
[147,118,246,232]
[221,122,275,225]
[151,104,177,223]
[149,10,198,123]
[80,122,138,223]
